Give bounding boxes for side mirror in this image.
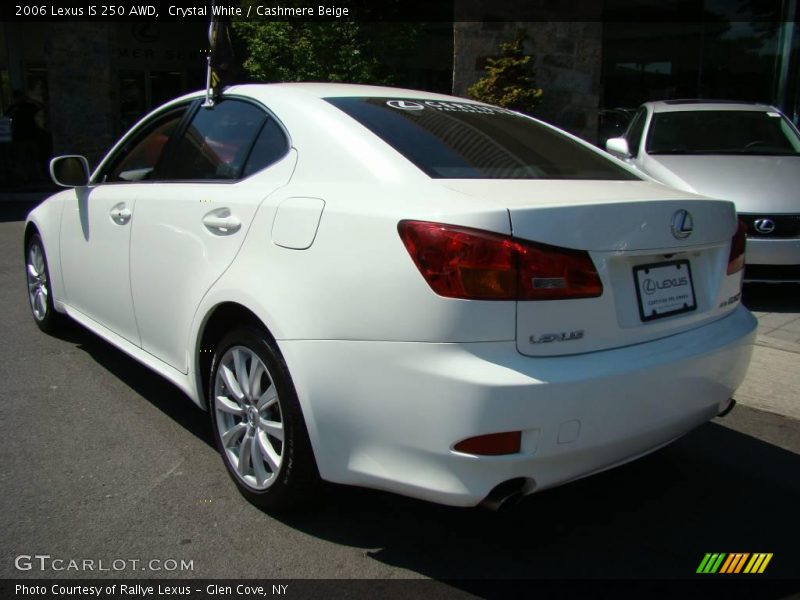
[50,155,90,187]
[605,137,631,159]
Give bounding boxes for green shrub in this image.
[468,32,543,114]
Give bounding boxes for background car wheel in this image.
[209,326,320,511]
[25,233,62,333]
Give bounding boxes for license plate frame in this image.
[633,259,697,322]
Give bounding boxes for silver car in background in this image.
[606,100,800,283]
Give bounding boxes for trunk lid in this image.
[441,180,743,356]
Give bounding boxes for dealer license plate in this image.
[633,260,696,322]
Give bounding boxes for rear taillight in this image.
[397,220,603,301]
[727,219,747,275]
[516,239,604,300]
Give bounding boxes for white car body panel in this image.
[279,305,755,505]
[130,151,298,372]
[441,179,734,249]
[59,185,141,345]
[271,196,326,250]
[26,83,757,507]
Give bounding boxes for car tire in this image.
[209,326,320,511]
[25,232,62,333]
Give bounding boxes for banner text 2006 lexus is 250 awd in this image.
[26,83,756,509]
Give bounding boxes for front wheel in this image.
[209,327,319,510]
[25,233,62,333]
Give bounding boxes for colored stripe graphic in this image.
[710,553,726,573]
[697,554,713,573]
[697,553,727,573]
[721,553,748,573]
[734,553,750,573]
[719,554,736,573]
[697,552,773,574]
[744,553,773,574]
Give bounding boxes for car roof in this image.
[239,82,468,100]
[171,82,476,105]
[643,99,779,113]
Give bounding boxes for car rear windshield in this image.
[646,110,800,155]
[325,97,639,180]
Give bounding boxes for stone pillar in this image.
[45,24,117,166]
[453,20,603,143]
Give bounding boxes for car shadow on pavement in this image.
[271,417,800,587]
[743,282,800,313]
[51,318,215,450]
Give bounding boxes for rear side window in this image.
[325,97,638,180]
[242,118,290,178]
[162,99,269,180]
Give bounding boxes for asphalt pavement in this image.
[1,199,798,588]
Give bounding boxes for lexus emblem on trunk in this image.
[671,210,694,239]
[754,218,776,234]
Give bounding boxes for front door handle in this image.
[109,204,132,225]
[202,209,241,235]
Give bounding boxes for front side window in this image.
[625,107,647,157]
[161,99,268,180]
[101,107,186,183]
[646,110,800,155]
[326,97,639,180]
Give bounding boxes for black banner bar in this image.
[2,0,794,23]
[2,579,800,600]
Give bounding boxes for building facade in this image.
[1,5,797,187]
[453,2,799,143]
[1,21,207,181]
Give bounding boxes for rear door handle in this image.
[109,204,132,225]
[202,209,241,235]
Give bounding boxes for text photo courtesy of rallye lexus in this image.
[25,83,756,510]
[606,100,800,283]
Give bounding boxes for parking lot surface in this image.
[1,200,798,586]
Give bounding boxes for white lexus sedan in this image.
[605,100,800,283]
[26,83,756,510]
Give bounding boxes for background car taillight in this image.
[397,220,603,301]
[727,218,747,275]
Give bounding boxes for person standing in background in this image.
[7,90,46,184]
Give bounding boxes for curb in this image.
[755,334,800,355]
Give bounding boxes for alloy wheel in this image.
[26,241,49,321]
[213,345,284,490]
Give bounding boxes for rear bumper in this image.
[745,237,800,267]
[744,238,800,281]
[280,305,757,507]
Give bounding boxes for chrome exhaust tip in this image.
[479,478,532,512]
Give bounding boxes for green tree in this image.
[467,32,543,114]
[232,16,419,85]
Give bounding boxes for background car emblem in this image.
[386,100,425,111]
[671,209,694,239]
[754,218,776,234]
